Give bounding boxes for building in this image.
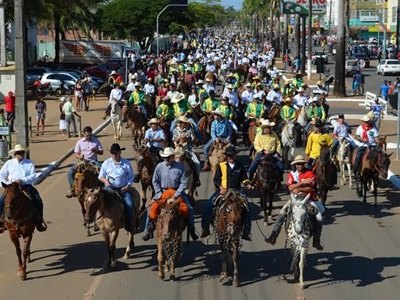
[349,0,379,40]
[376,0,400,45]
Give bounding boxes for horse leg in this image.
[157,242,165,280]
[232,245,240,287]
[267,192,275,224]
[373,178,378,209]
[109,230,119,268]
[102,232,112,266]
[9,233,24,280]
[124,232,134,260]
[347,163,353,188]
[261,193,268,225]
[140,183,147,212]
[24,235,33,265]
[340,163,345,185]
[299,247,306,289]
[220,258,227,283]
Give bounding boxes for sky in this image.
[220,0,243,10]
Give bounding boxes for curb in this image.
[33,118,111,185]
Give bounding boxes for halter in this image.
[373,151,388,177]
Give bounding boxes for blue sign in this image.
[290,16,296,25]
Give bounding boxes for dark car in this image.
[351,53,370,68]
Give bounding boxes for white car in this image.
[311,50,328,64]
[376,59,400,75]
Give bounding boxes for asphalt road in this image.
[0,125,399,300]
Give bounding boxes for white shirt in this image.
[143,83,155,95]
[188,94,199,107]
[109,88,122,103]
[0,158,36,185]
[241,90,254,105]
[266,90,282,104]
[293,94,309,108]
[356,125,379,146]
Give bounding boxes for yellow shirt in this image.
[253,132,282,155]
[305,132,333,159]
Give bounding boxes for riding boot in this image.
[35,209,47,232]
[312,220,324,250]
[66,185,75,198]
[264,213,285,245]
[142,220,155,241]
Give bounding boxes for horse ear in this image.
[1,182,8,188]
[94,187,101,193]
[290,192,297,203]
[301,193,311,204]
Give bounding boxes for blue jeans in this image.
[201,191,251,236]
[67,160,102,186]
[137,104,148,119]
[0,185,43,215]
[144,191,195,233]
[203,138,215,158]
[105,187,135,228]
[248,153,284,180]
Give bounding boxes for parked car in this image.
[312,49,328,64]
[40,72,98,95]
[376,59,400,75]
[345,59,360,77]
[26,67,52,86]
[57,69,104,91]
[350,53,370,68]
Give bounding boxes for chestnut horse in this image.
[253,155,279,225]
[84,187,140,267]
[74,161,101,236]
[209,140,229,177]
[1,182,37,280]
[122,105,147,147]
[214,188,246,287]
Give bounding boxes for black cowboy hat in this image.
[224,145,238,156]
[109,143,125,153]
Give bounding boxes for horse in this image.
[132,146,158,211]
[262,103,281,124]
[281,120,297,167]
[315,145,337,206]
[296,107,308,146]
[145,94,156,118]
[351,147,392,207]
[84,187,140,267]
[197,113,212,141]
[337,139,353,188]
[156,195,187,281]
[74,161,101,236]
[253,155,279,225]
[209,140,229,177]
[286,193,313,289]
[214,188,246,287]
[247,121,258,158]
[1,182,37,280]
[110,98,123,140]
[122,105,147,147]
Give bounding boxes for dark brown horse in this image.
[253,155,279,224]
[197,113,212,141]
[122,105,147,147]
[214,188,245,287]
[351,148,392,207]
[156,192,187,281]
[74,161,101,236]
[262,103,281,124]
[315,146,337,206]
[1,182,37,280]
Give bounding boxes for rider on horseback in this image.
[156,96,175,122]
[202,90,220,113]
[305,97,326,133]
[331,114,355,157]
[142,147,199,241]
[128,82,148,119]
[66,126,103,198]
[98,143,136,232]
[278,97,297,132]
[144,118,166,159]
[353,115,380,176]
[0,144,47,233]
[265,155,324,250]
[103,84,123,119]
[248,119,284,181]
[200,146,253,241]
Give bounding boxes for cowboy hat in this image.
[177,116,190,123]
[195,79,204,85]
[252,94,260,100]
[256,82,263,87]
[134,82,141,87]
[110,70,117,75]
[224,145,238,156]
[109,143,125,153]
[226,84,234,89]
[60,96,67,102]
[273,84,280,89]
[171,93,185,103]
[297,87,305,92]
[252,76,260,80]
[312,96,319,102]
[211,109,223,116]
[245,82,252,88]
[159,147,176,158]
[261,119,275,127]
[291,155,306,165]
[316,80,323,86]
[283,97,292,103]
[147,118,159,126]
[227,73,235,77]
[285,78,293,84]
[9,144,28,156]
[361,115,372,122]
[205,77,212,82]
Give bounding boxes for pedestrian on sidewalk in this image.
[378,80,389,102]
[35,96,47,136]
[0,109,6,141]
[3,91,15,132]
[62,97,81,138]
[59,97,67,135]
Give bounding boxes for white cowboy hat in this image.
[195,80,204,85]
[147,118,159,126]
[9,144,28,156]
[171,93,185,103]
[273,84,280,89]
[226,84,234,89]
[312,96,319,102]
[261,119,275,127]
[110,70,117,75]
[177,116,190,123]
[211,109,223,116]
[60,96,66,102]
[361,115,371,122]
[159,147,176,158]
[134,82,141,87]
[245,82,251,88]
[291,155,306,165]
[297,87,305,92]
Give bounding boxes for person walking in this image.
[62,97,81,138]
[35,96,47,136]
[3,91,15,132]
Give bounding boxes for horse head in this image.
[159,200,180,240]
[338,139,351,162]
[84,187,102,224]
[1,182,29,220]
[290,193,311,235]
[319,145,331,166]
[75,169,99,199]
[376,151,392,179]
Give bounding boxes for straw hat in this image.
[245,82,251,88]
[9,144,28,156]
[283,97,292,103]
[260,119,275,127]
[195,79,204,85]
[316,80,323,86]
[226,84,234,89]
[171,93,185,103]
[159,147,176,158]
[177,116,190,123]
[252,76,260,81]
[273,84,280,89]
[211,109,223,116]
[205,77,212,82]
[147,118,159,126]
[361,115,371,122]
[291,155,306,165]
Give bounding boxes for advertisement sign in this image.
[282,0,327,15]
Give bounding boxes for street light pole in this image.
[156,4,187,56]
[14,0,29,153]
[307,0,313,79]
[0,0,6,67]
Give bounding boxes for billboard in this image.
[283,0,327,15]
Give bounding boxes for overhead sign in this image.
[283,0,327,15]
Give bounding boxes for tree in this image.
[333,0,347,97]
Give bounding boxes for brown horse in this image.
[262,103,281,124]
[1,182,37,280]
[214,188,245,287]
[315,146,337,206]
[122,105,147,147]
[197,113,212,141]
[133,146,158,211]
[351,148,392,207]
[74,161,101,236]
[84,187,140,267]
[209,140,229,177]
[253,155,279,224]
[156,195,187,281]
[247,121,258,158]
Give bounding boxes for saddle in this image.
[213,189,249,214]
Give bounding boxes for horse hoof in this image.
[110,260,116,268]
[159,273,165,280]
[124,253,130,260]
[233,280,240,287]
[170,274,176,281]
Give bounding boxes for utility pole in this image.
[301,16,306,74]
[295,14,301,58]
[0,0,6,67]
[14,0,29,153]
[396,0,400,52]
[328,0,332,34]
[307,0,313,80]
